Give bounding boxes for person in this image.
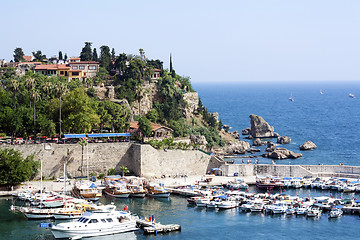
[242,159,244,164]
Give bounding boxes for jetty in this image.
[136,218,181,235]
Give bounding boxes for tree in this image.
[170,53,173,72]
[146,109,159,123]
[92,48,98,62]
[30,89,40,138]
[13,48,25,62]
[0,149,39,185]
[42,82,52,101]
[138,116,152,140]
[64,53,68,60]
[59,51,63,60]
[100,45,111,71]
[55,83,67,136]
[135,85,145,116]
[119,166,129,177]
[80,42,93,61]
[139,48,145,60]
[111,48,116,60]
[115,53,128,75]
[32,50,46,62]
[78,139,87,176]
[9,78,19,109]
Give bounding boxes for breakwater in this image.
[221,163,360,179]
[0,143,220,178]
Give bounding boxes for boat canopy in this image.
[283,177,292,180]
[87,133,130,137]
[64,134,86,138]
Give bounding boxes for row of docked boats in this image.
[187,188,351,219]
[256,176,360,193]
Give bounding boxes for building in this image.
[150,68,161,80]
[7,62,42,76]
[34,58,99,81]
[23,55,34,62]
[129,121,173,139]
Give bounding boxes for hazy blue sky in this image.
[1,0,359,82]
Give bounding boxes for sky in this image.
[1,0,360,83]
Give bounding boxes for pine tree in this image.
[93,48,98,61]
[80,42,93,61]
[169,53,173,72]
[111,48,116,60]
[59,51,63,60]
[64,53,68,60]
[13,48,25,62]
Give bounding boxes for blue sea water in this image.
[193,81,360,166]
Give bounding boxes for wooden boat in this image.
[256,177,276,190]
[72,181,102,201]
[147,184,170,198]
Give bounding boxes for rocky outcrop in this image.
[253,138,266,146]
[266,141,276,152]
[277,136,291,144]
[212,112,219,122]
[262,148,302,159]
[249,114,279,138]
[299,141,317,150]
[242,127,251,135]
[229,131,240,139]
[222,141,251,155]
[190,135,208,146]
[183,92,199,119]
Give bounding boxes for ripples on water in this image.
[1,186,360,240]
[193,81,360,166]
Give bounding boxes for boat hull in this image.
[51,222,138,239]
[148,192,170,198]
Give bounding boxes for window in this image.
[101,219,107,223]
[60,71,64,75]
[88,65,97,70]
[72,66,78,70]
[72,72,79,76]
[90,219,98,223]
[106,218,113,222]
[79,66,85,70]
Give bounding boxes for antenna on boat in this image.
[40,158,43,209]
[86,138,89,181]
[64,162,66,209]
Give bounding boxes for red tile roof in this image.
[70,57,80,60]
[68,61,99,64]
[35,64,70,70]
[154,68,162,72]
[23,56,33,62]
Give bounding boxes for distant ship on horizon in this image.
[320,89,323,95]
[349,93,355,98]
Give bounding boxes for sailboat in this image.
[289,93,294,102]
[320,89,323,95]
[349,93,355,98]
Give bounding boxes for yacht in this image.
[51,205,138,239]
[306,207,322,217]
[349,93,355,98]
[295,206,308,215]
[329,207,343,218]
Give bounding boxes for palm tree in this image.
[119,166,129,177]
[78,139,87,177]
[30,89,40,139]
[25,77,35,107]
[10,78,19,109]
[42,82,52,101]
[55,83,67,136]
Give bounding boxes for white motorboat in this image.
[295,206,308,215]
[51,206,138,239]
[291,179,303,189]
[285,207,295,215]
[240,202,254,212]
[196,197,212,207]
[306,207,321,217]
[349,93,355,98]
[250,203,263,212]
[329,207,343,218]
[272,203,287,214]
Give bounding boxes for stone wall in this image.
[0,143,214,179]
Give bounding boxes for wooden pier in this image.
[136,219,181,235]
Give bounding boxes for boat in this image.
[295,206,308,215]
[147,184,170,198]
[256,177,276,190]
[285,207,295,215]
[73,181,102,201]
[306,206,322,217]
[240,202,254,212]
[250,203,263,212]
[349,93,355,98]
[271,203,287,214]
[51,205,138,239]
[103,177,131,198]
[195,197,212,207]
[329,207,343,218]
[289,93,294,102]
[320,89,323,95]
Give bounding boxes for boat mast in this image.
[40,158,43,208]
[64,162,66,209]
[86,140,89,181]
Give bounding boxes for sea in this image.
[1,81,360,240]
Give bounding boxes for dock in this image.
[136,218,181,235]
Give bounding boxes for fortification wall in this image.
[0,143,214,178]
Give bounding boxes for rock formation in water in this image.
[299,141,317,150]
[249,114,279,138]
[277,136,291,144]
[253,138,266,146]
[222,141,251,155]
[262,148,302,159]
[266,141,276,152]
[242,127,251,135]
[229,131,240,139]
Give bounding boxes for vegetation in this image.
[119,166,129,177]
[0,149,39,185]
[1,43,226,150]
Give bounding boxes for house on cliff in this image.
[129,121,173,139]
